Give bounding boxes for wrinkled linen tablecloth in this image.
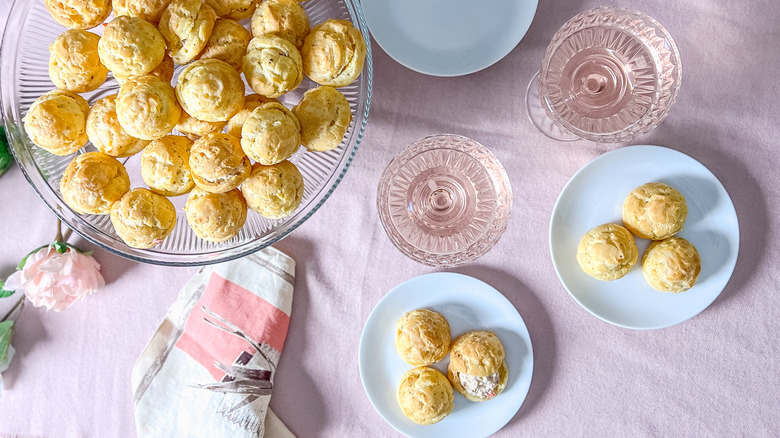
[1,0,779,436]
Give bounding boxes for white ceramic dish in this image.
[549,145,739,330]
[360,0,538,77]
[358,272,533,438]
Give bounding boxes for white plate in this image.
[359,272,533,438]
[360,0,538,77]
[549,145,739,330]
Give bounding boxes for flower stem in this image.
[55,219,62,243]
[54,219,72,243]
[0,294,24,322]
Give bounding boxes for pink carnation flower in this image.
[4,245,105,311]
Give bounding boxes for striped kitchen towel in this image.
[132,247,296,438]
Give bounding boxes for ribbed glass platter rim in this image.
[376,133,513,267]
[0,0,373,266]
[538,6,682,142]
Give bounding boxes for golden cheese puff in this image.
[225,94,276,138]
[189,132,251,193]
[60,152,131,215]
[114,53,174,87]
[159,0,217,65]
[242,35,303,98]
[292,86,351,152]
[110,188,177,248]
[397,367,454,426]
[623,182,688,240]
[302,19,366,87]
[394,309,450,366]
[140,135,195,196]
[175,109,227,141]
[113,0,171,23]
[117,75,181,140]
[576,223,638,281]
[241,161,303,219]
[240,101,301,165]
[184,187,247,242]
[642,237,701,293]
[448,330,509,402]
[205,0,257,20]
[250,0,310,49]
[98,16,166,77]
[23,89,89,156]
[45,0,112,30]
[176,59,246,123]
[197,18,251,71]
[86,95,150,157]
[49,29,108,93]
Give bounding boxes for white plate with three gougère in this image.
[549,145,740,330]
[359,272,533,437]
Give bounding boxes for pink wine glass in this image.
[526,7,682,142]
[376,134,512,267]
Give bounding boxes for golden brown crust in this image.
[576,223,639,281]
[242,34,303,98]
[242,161,304,219]
[45,0,112,30]
[23,89,90,156]
[301,19,366,87]
[60,152,131,215]
[116,75,181,140]
[396,367,454,425]
[292,86,351,152]
[205,0,257,20]
[98,16,166,77]
[642,237,701,293]
[176,58,246,123]
[448,360,508,402]
[86,94,150,157]
[49,29,108,93]
[184,187,247,242]
[197,18,251,70]
[623,182,688,240]
[394,309,450,366]
[240,101,301,165]
[175,109,227,140]
[140,135,195,196]
[159,0,217,65]
[114,53,174,87]
[225,94,276,138]
[110,188,177,248]
[114,0,172,23]
[189,132,251,193]
[250,0,310,49]
[448,330,505,377]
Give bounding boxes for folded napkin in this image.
[132,247,296,438]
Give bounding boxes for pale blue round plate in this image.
[361,0,538,76]
[359,272,533,437]
[550,145,740,329]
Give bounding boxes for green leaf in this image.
[0,125,11,176]
[53,241,68,254]
[0,320,14,365]
[0,281,15,298]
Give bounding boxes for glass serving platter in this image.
[0,0,372,266]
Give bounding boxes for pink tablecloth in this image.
[1,0,779,436]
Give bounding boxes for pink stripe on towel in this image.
[175,272,291,381]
